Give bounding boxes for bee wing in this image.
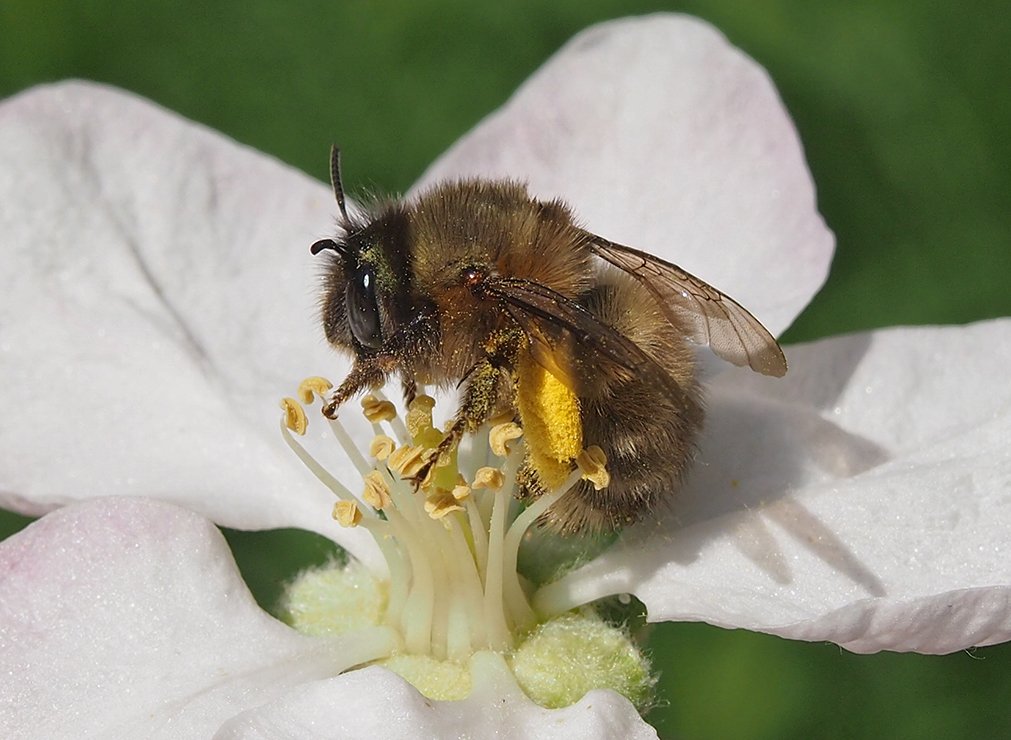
[482,276,692,404]
[585,235,787,377]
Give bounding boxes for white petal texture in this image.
[216,653,655,739]
[537,318,1011,654]
[0,80,381,565]
[0,497,399,738]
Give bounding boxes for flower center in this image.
[277,377,652,709]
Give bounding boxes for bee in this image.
[311,147,786,533]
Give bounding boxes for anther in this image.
[280,397,308,435]
[489,422,523,457]
[424,489,464,519]
[362,470,392,510]
[333,500,363,528]
[298,376,334,404]
[388,444,433,479]
[473,466,504,490]
[369,435,396,461]
[577,446,610,490]
[362,395,397,423]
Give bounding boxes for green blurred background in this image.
[2,1,1008,738]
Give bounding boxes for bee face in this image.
[316,205,418,361]
[312,147,785,533]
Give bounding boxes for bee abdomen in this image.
[542,273,704,533]
[545,380,703,533]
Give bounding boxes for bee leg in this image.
[515,457,545,502]
[401,375,418,407]
[408,357,503,489]
[322,361,387,418]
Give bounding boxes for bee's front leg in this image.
[323,359,389,418]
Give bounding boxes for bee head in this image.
[312,209,411,359]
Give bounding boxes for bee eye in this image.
[346,265,384,349]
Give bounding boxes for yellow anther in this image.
[424,489,464,519]
[451,484,471,502]
[280,397,308,436]
[472,466,504,491]
[297,376,334,404]
[369,435,396,461]
[388,444,432,479]
[333,500,362,528]
[362,470,392,510]
[406,394,437,439]
[489,422,523,457]
[577,446,610,491]
[361,395,397,423]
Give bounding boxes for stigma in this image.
[277,379,653,709]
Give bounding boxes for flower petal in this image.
[538,318,1011,654]
[216,652,656,739]
[0,82,379,563]
[0,497,399,737]
[417,14,833,336]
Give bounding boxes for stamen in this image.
[577,445,610,490]
[327,417,372,477]
[405,394,437,440]
[280,397,308,435]
[388,444,433,480]
[489,422,523,457]
[473,466,504,490]
[298,376,334,404]
[369,434,395,460]
[361,394,397,424]
[279,414,356,502]
[362,470,392,510]
[278,382,635,708]
[424,489,464,519]
[333,500,363,528]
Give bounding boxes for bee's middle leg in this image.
[409,358,503,488]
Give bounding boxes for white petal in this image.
[0,82,380,564]
[0,497,399,738]
[216,652,656,739]
[418,14,833,336]
[539,319,1011,654]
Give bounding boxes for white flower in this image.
[1,14,1008,739]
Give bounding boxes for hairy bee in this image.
[311,148,786,533]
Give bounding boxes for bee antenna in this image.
[329,144,350,224]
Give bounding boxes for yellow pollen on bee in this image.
[297,376,334,404]
[515,354,583,490]
[577,445,610,491]
[362,470,393,510]
[472,466,505,490]
[369,434,396,460]
[279,397,308,436]
[489,422,523,457]
[361,395,397,423]
[333,500,363,528]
